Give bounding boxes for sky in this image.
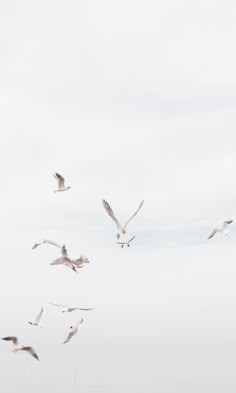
[1,0,236,392]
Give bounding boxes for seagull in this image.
[33,240,79,271]
[208,220,233,239]
[1,336,39,361]
[63,319,83,344]
[28,307,43,327]
[49,302,94,313]
[102,199,144,247]
[32,239,62,249]
[50,246,89,273]
[53,172,71,192]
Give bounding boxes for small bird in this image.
[50,246,89,273]
[49,302,94,313]
[28,307,44,327]
[102,199,144,247]
[32,239,61,249]
[1,336,39,361]
[208,220,233,239]
[53,172,71,192]
[63,319,83,344]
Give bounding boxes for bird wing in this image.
[54,172,65,188]
[72,255,89,266]
[50,256,71,265]
[32,239,61,249]
[75,307,94,311]
[123,200,144,230]
[1,336,19,345]
[32,243,39,249]
[22,346,39,361]
[208,228,218,239]
[223,220,233,227]
[49,302,67,308]
[35,307,43,324]
[102,200,123,231]
[79,255,89,263]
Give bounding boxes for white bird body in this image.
[53,172,71,192]
[1,336,39,360]
[28,307,43,327]
[102,199,144,247]
[208,220,233,239]
[117,233,136,246]
[63,319,83,344]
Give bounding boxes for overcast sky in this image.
[1,0,236,392]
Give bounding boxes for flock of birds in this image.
[1,172,233,361]
[1,173,146,361]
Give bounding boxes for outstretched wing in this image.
[22,346,40,361]
[223,220,233,226]
[1,336,19,345]
[208,228,218,239]
[75,307,94,311]
[123,200,144,230]
[49,302,67,308]
[78,255,89,263]
[50,256,71,265]
[54,172,65,188]
[32,239,61,249]
[102,200,123,231]
[35,307,43,324]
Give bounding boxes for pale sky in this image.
[1,0,236,392]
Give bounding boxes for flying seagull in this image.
[32,239,62,249]
[208,220,233,239]
[63,319,83,344]
[28,307,44,327]
[102,199,144,247]
[49,302,94,313]
[33,240,78,271]
[53,172,71,192]
[1,336,39,361]
[50,246,89,273]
